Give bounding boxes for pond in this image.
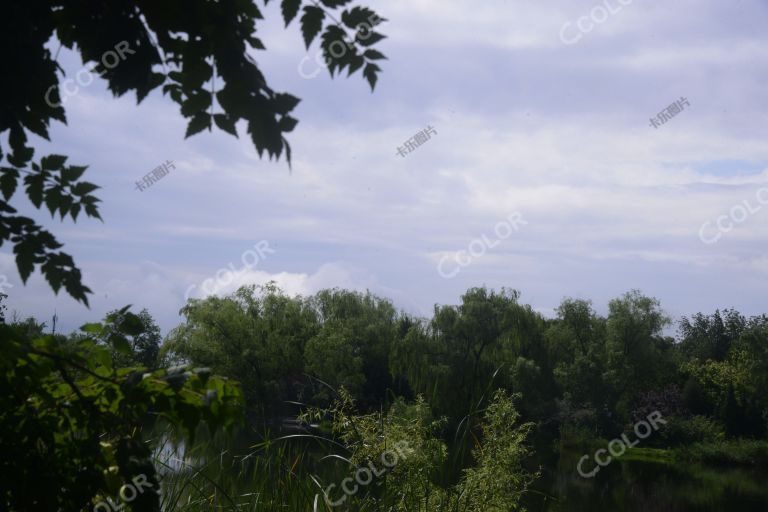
[152,426,768,510]
[524,448,768,511]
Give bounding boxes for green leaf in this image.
[112,336,132,356]
[72,182,100,196]
[301,6,325,49]
[0,168,19,200]
[248,36,266,50]
[273,93,301,115]
[22,116,50,141]
[61,165,88,183]
[8,146,33,168]
[347,55,365,76]
[213,114,238,137]
[357,31,386,47]
[281,0,302,26]
[25,172,45,208]
[185,113,212,138]
[284,137,292,167]
[41,155,68,170]
[341,6,377,29]
[363,63,380,90]
[84,203,102,220]
[14,242,35,283]
[43,263,63,292]
[70,203,81,221]
[181,91,212,117]
[321,0,352,7]
[279,116,299,132]
[80,323,103,334]
[120,313,144,336]
[44,186,62,216]
[58,194,73,220]
[169,88,183,103]
[363,49,387,60]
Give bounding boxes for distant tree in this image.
[547,298,611,431]
[305,289,399,407]
[391,288,552,422]
[164,284,318,408]
[604,290,675,419]
[1,0,387,304]
[679,309,746,362]
[683,313,768,437]
[9,314,48,339]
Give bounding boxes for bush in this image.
[0,313,244,511]
[659,415,725,446]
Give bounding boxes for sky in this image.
[4,0,768,335]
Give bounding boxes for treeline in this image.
[155,283,768,445]
[3,285,767,510]
[9,283,766,445]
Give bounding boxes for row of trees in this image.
[3,284,766,509]
[7,283,766,442]
[155,284,768,442]
[9,283,764,442]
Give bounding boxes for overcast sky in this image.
[5,0,768,334]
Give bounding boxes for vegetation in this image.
[4,4,763,511]
[0,306,243,511]
[2,283,766,510]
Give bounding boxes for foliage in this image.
[548,299,611,431]
[152,426,323,511]
[604,290,675,420]
[168,283,768,446]
[5,283,768,509]
[305,289,399,407]
[1,0,386,303]
[95,308,163,369]
[658,415,725,446]
[390,288,552,422]
[680,439,768,468]
[163,284,317,408]
[0,308,244,511]
[457,390,537,512]
[679,309,746,362]
[165,285,401,410]
[303,388,535,511]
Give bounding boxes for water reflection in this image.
[526,448,768,511]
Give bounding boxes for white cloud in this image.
[6,0,768,333]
